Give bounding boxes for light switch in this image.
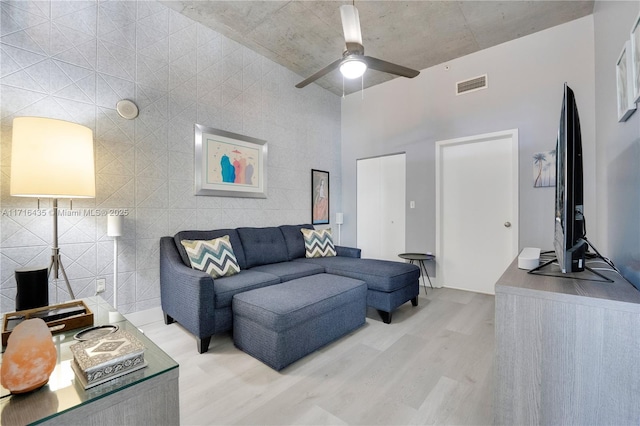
[410,201,415,209]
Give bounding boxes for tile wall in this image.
[0,0,341,314]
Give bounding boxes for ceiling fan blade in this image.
[295,58,343,88]
[364,56,420,79]
[340,5,363,45]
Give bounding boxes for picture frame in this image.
[195,124,267,198]
[630,11,640,104]
[616,41,636,122]
[533,150,556,188]
[311,169,329,225]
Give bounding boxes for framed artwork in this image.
[195,124,267,198]
[616,41,636,122]
[311,169,329,225]
[533,150,556,188]
[630,11,640,104]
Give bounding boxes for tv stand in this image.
[527,256,614,282]
[495,259,640,425]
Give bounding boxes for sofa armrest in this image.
[336,245,361,258]
[160,237,216,339]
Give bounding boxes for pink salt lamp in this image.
[1,318,57,393]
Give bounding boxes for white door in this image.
[379,154,406,260]
[436,130,518,294]
[357,153,406,261]
[357,157,382,258]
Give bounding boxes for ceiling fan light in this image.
[340,59,367,79]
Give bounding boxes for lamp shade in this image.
[336,212,344,225]
[10,117,95,198]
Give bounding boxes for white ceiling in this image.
[161,1,594,96]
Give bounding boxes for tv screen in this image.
[530,84,612,283]
[554,83,586,273]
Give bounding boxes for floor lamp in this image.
[336,212,343,245]
[10,117,96,301]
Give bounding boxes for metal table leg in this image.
[410,260,432,295]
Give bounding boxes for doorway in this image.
[435,129,519,294]
[356,153,406,261]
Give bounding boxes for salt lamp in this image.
[1,318,57,393]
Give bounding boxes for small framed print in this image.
[630,11,640,104]
[195,124,267,198]
[616,41,636,122]
[311,169,329,225]
[533,150,556,188]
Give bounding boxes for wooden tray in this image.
[2,300,94,346]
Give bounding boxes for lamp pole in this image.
[113,235,119,309]
[48,199,75,299]
[107,214,124,310]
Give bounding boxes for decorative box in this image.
[70,329,147,389]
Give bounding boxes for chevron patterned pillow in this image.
[180,235,241,279]
[301,228,336,258]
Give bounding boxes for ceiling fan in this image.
[295,3,420,89]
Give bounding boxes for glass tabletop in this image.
[0,296,178,425]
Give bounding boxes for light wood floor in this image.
[126,287,495,425]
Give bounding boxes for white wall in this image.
[341,17,596,267]
[594,0,640,289]
[0,0,341,314]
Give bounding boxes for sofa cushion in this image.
[279,224,314,260]
[250,261,325,282]
[213,270,281,308]
[174,229,246,270]
[301,228,336,258]
[180,236,240,279]
[237,227,289,268]
[294,257,419,293]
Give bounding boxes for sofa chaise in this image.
[160,224,420,354]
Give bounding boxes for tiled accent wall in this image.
[0,0,341,314]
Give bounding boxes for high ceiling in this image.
[161,1,594,96]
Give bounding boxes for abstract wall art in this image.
[616,41,637,122]
[195,124,267,198]
[311,169,330,225]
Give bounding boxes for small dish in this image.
[73,325,119,341]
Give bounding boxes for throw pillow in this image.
[180,235,240,278]
[301,228,336,258]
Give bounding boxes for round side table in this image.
[398,253,435,295]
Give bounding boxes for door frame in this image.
[435,129,519,289]
[356,152,406,260]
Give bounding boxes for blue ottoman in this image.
[232,273,367,370]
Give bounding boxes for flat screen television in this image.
[554,83,586,273]
[528,83,614,281]
[529,84,612,282]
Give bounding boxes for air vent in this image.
[456,74,488,95]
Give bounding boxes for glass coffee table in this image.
[0,297,179,425]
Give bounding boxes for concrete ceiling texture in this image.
[161,1,594,96]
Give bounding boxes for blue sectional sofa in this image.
[159,224,420,353]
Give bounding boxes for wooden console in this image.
[494,259,640,425]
